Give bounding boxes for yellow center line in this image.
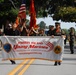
[8,59,30,75]
[18,59,35,75]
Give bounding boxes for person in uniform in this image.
[69,27,75,54]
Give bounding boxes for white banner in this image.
[0,36,64,61]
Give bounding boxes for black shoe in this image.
[10,60,16,64]
[58,62,61,65]
[12,61,16,64]
[54,61,57,66]
[71,51,74,54]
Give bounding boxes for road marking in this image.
[8,59,29,75]
[18,59,35,75]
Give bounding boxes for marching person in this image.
[64,34,67,46]
[0,29,3,36]
[4,20,12,35]
[51,22,65,66]
[4,21,16,64]
[9,23,20,36]
[47,25,54,36]
[20,20,29,36]
[69,27,75,54]
[29,25,39,36]
[8,23,20,64]
[4,23,20,64]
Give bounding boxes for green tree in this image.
[26,0,76,22]
[0,0,76,28]
[0,0,19,27]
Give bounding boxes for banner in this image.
[0,36,64,61]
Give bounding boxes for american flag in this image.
[18,0,26,19]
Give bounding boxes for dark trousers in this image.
[69,42,74,54]
[54,61,61,66]
[64,39,66,45]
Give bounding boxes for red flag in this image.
[15,0,26,27]
[30,0,36,29]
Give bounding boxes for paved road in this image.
[0,43,76,75]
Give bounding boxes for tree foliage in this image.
[52,7,76,22]
[33,0,76,22]
[0,0,19,26]
[0,0,76,28]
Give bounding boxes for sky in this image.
[26,15,76,29]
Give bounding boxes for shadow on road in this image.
[0,63,76,66]
[64,45,76,49]
[63,58,76,61]
[0,63,54,66]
